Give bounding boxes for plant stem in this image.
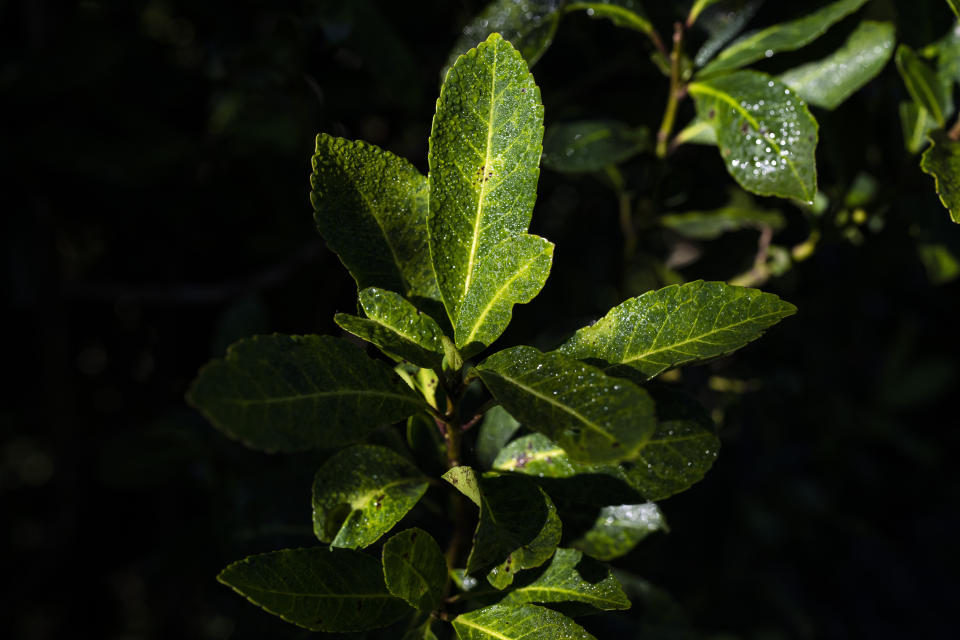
[440,394,474,604]
[656,22,685,158]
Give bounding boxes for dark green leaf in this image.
[571,503,667,561]
[310,134,439,300]
[442,465,482,507]
[499,547,630,610]
[407,413,446,474]
[699,0,869,77]
[312,445,428,549]
[452,603,596,640]
[382,528,447,612]
[476,405,522,468]
[689,70,818,202]
[187,334,425,453]
[660,202,784,239]
[403,620,440,640]
[476,346,656,464]
[921,129,960,223]
[778,21,895,110]
[565,1,654,36]
[900,100,938,154]
[896,44,949,126]
[542,120,649,173]
[335,288,445,369]
[693,0,764,68]
[430,33,553,356]
[217,547,410,633]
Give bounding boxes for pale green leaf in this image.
[560,281,796,381]
[429,33,551,355]
[452,603,596,640]
[660,203,784,239]
[187,334,425,453]
[566,0,653,36]
[476,405,522,468]
[542,120,649,173]
[217,547,410,633]
[921,129,960,223]
[498,547,630,610]
[476,346,656,464]
[778,21,895,110]
[312,445,428,549]
[699,0,869,77]
[442,465,482,507]
[689,71,819,202]
[335,288,445,369]
[572,503,667,561]
[673,118,717,146]
[896,44,949,126]
[900,100,938,154]
[382,528,447,612]
[310,134,439,301]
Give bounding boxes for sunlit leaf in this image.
[383,528,447,612]
[443,465,482,506]
[452,604,597,640]
[571,503,667,561]
[921,129,960,223]
[498,547,630,609]
[542,120,649,173]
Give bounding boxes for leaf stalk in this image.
[656,22,686,158]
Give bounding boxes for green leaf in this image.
[476,405,522,468]
[452,603,597,640]
[187,334,425,453]
[403,620,440,640]
[312,445,428,549]
[217,547,410,633]
[900,100,938,154]
[498,547,630,610]
[476,346,656,464]
[673,118,717,146]
[896,44,949,127]
[660,202,784,239]
[382,528,447,612]
[566,1,654,36]
[467,475,561,588]
[778,21,895,110]
[698,0,869,77]
[571,503,667,561]
[310,134,439,301]
[429,33,553,356]
[687,0,725,27]
[542,120,649,173]
[335,288,445,369]
[442,465,483,507]
[445,0,564,73]
[948,0,960,18]
[921,129,960,223]
[689,70,818,202]
[918,242,960,283]
[693,0,764,68]
[560,281,796,381]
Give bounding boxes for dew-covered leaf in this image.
[310,134,439,301]
[698,0,869,77]
[476,405,522,468]
[442,465,482,507]
[659,202,784,239]
[187,334,425,453]
[476,346,656,464]
[452,603,596,640]
[572,503,667,561]
[312,445,428,549]
[498,547,630,610]
[335,288,445,369]
[542,120,649,173]
[896,44,949,126]
[382,528,447,612]
[217,547,410,633]
[689,70,818,202]
[566,0,654,36]
[778,21,895,110]
[430,33,552,356]
[560,281,796,381]
[921,129,960,223]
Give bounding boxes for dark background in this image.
[3,0,959,638]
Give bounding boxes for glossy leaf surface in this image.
[475,405,522,468]
[896,44,949,126]
[452,604,596,640]
[779,21,895,110]
[560,281,796,381]
[572,503,667,561]
[921,130,960,223]
[312,445,428,549]
[429,33,552,355]
[690,71,818,202]
[310,134,439,300]
[566,1,654,36]
[699,0,869,77]
[542,120,649,172]
[477,346,656,464]
[499,547,630,609]
[187,335,424,453]
[442,465,482,507]
[217,547,409,632]
[382,528,447,612]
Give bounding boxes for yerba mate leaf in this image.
[310,134,439,301]
[698,0,869,77]
[542,120,649,173]
[475,405,522,469]
[687,0,725,27]
[566,0,654,36]
[896,44,949,127]
[403,620,440,640]
[187,334,425,453]
[921,130,960,223]
[673,118,718,146]
[949,0,960,18]
[901,100,938,153]
[689,71,818,202]
[476,346,656,464]
[335,288,445,369]
[499,547,630,610]
[693,0,765,68]
[429,33,549,353]
[382,528,447,612]
[442,465,482,507]
[659,204,784,239]
[217,547,410,633]
[452,603,596,640]
[779,21,895,110]
[445,0,564,73]
[560,281,796,381]
[571,503,667,561]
